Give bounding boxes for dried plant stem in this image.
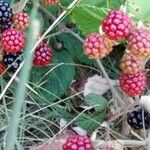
[39,5,84,43]
[94,140,147,148]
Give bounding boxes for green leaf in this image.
[58,33,93,64]
[76,112,107,133]
[78,0,123,9]
[126,0,150,24]
[85,93,108,111]
[71,5,107,36]
[30,50,75,103]
[76,93,108,133]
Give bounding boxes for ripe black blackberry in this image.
[3,51,23,72]
[127,108,150,130]
[0,0,13,23]
[1,18,12,31]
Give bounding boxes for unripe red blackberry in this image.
[1,28,26,53]
[63,135,93,150]
[83,33,113,59]
[119,71,147,96]
[127,28,150,57]
[0,63,6,75]
[3,51,23,72]
[127,108,150,130]
[102,10,132,40]
[43,0,60,5]
[33,43,52,67]
[0,0,13,23]
[13,12,30,30]
[120,53,143,74]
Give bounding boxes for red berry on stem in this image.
[102,10,132,40]
[33,43,52,67]
[119,71,147,96]
[13,12,30,30]
[83,33,113,59]
[120,53,143,74]
[63,135,93,150]
[127,28,150,57]
[1,28,25,53]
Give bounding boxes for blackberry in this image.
[1,18,12,31]
[127,108,150,130]
[33,43,52,67]
[0,0,13,23]
[3,51,23,72]
[102,10,132,40]
[63,135,93,150]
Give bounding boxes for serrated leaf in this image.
[30,50,75,103]
[85,93,108,111]
[71,5,107,35]
[126,0,150,24]
[58,33,93,64]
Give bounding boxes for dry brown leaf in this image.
[83,75,117,96]
[13,0,27,13]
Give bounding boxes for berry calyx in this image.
[127,108,150,130]
[0,63,6,75]
[83,33,113,59]
[63,135,93,150]
[33,43,52,67]
[119,71,147,96]
[13,12,30,30]
[120,53,143,74]
[3,51,23,72]
[102,10,132,40]
[43,0,60,5]
[127,28,150,57]
[1,28,26,53]
[0,0,13,23]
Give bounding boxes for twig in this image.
[93,140,147,148]
[96,59,124,106]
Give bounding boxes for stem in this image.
[96,59,124,106]
[5,7,39,150]
[94,140,147,148]
[44,31,65,39]
[106,0,110,9]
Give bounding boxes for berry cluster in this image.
[83,9,149,97]
[0,0,53,75]
[0,1,30,74]
[83,9,150,131]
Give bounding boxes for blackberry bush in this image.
[0,0,150,150]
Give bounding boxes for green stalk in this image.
[5,6,39,150]
[96,59,124,105]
